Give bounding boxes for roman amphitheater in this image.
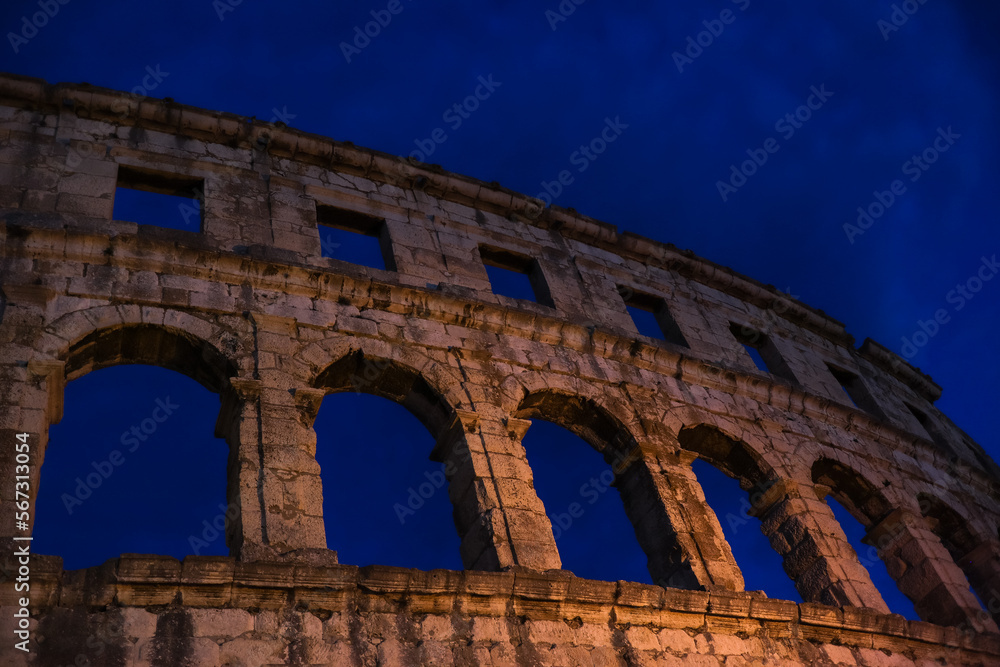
[1,72,998,666]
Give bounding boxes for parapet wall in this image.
[1,72,999,666]
[8,555,1000,666]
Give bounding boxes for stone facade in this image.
[0,72,998,666]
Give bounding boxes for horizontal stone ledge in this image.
[4,221,967,483]
[9,554,999,656]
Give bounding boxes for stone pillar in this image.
[0,361,59,541]
[866,510,998,632]
[959,540,1000,628]
[257,380,328,556]
[0,286,63,543]
[220,313,330,563]
[0,354,60,591]
[432,411,561,571]
[216,377,265,559]
[616,447,745,591]
[752,480,890,612]
[219,375,330,562]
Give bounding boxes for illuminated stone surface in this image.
[1,73,998,666]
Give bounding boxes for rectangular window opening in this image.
[316,203,395,271]
[619,286,689,348]
[113,165,203,231]
[480,245,554,307]
[904,403,954,453]
[827,365,885,419]
[742,343,770,373]
[729,322,797,383]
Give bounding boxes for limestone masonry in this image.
[1,72,999,666]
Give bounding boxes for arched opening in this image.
[918,493,993,621]
[812,459,918,619]
[34,324,236,569]
[689,459,800,601]
[917,493,978,561]
[313,351,454,438]
[824,496,918,619]
[312,352,461,570]
[64,323,236,393]
[678,425,799,601]
[515,391,634,454]
[313,393,462,570]
[513,391,651,583]
[519,419,650,582]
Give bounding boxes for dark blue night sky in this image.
[5,0,998,621]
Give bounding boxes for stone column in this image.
[220,313,331,563]
[432,411,561,571]
[752,480,890,611]
[959,540,1000,628]
[216,377,265,559]
[258,380,328,556]
[0,360,61,541]
[617,446,745,591]
[0,353,62,590]
[866,509,998,632]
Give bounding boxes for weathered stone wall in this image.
[0,72,998,666]
[6,556,1000,667]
